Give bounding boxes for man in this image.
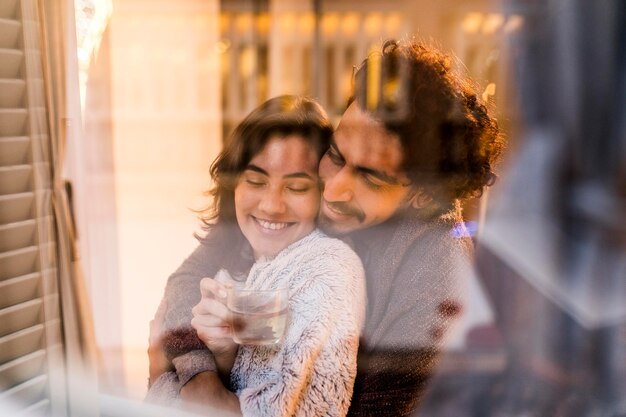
[317,40,502,416]
[148,39,502,416]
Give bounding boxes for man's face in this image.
[318,102,414,235]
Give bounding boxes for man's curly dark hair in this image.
[352,39,504,207]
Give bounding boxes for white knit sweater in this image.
[229,229,365,417]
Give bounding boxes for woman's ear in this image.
[407,189,433,209]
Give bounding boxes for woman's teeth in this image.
[257,219,289,230]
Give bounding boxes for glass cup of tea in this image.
[227,287,289,345]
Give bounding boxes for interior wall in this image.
[84,0,222,398]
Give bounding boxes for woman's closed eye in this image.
[242,174,267,187]
[285,181,314,193]
[246,180,266,187]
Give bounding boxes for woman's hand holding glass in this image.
[191,277,238,376]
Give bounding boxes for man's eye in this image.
[326,149,344,165]
[361,174,386,190]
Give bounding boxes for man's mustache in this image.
[324,201,366,223]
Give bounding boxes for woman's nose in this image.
[258,187,286,214]
[322,166,354,202]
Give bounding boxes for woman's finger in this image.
[192,297,230,321]
[191,317,232,337]
[199,277,232,300]
[191,312,228,328]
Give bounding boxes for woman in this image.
[147,95,365,416]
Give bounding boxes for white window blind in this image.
[0,0,68,414]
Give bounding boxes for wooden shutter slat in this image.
[0,272,40,309]
[0,193,34,224]
[0,298,42,337]
[0,49,21,78]
[0,79,26,108]
[20,398,50,416]
[0,351,46,391]
[0,165,32,195]
[0,323,44,363]
[0,18,20,49]
[0,108,27,136]
[0,0,18,20]
[0,137,30,165]
[0,375,52,417]
[0,246,38,281]
[0,1,76,414]
[0,219,36,252]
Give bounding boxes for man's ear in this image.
[407,189,432,209]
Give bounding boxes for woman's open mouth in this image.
[253,216,292,231]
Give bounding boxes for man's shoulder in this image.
[374,213,466,252]
[361,214,472,280]
[402,217,473,265]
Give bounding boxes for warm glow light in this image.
[279,12,296,33]
[504,14,524,33]
[384,13,402,34]
[341,13,360,36]
[341,67,353,104]
[74,0,113,111]
[195,14,213,30]
[299,12,315,36]
[77,48,90,64]
[235,13,252,34]
[364,13,382,36]
[220,13,230,33]
[239,46,255,78]
[256,13,270,36]
[482,82,497,102]
[482,13,504,34]
[462,12,483,34]
[366,47,381,110]
[322,13,339,36]
[215,39,231,54]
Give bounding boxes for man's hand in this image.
[191,278,238,376]
[148,298,172,386]
[180,371,242,417]
[180,371,223,403]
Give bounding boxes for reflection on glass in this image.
[0,1,540,414]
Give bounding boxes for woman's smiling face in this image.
[234,134,321,259]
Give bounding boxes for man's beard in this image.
[318,200,366,236]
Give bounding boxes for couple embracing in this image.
[146,39,503,417]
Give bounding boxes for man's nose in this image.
[323,167,354,202]
[258,187,287,214]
